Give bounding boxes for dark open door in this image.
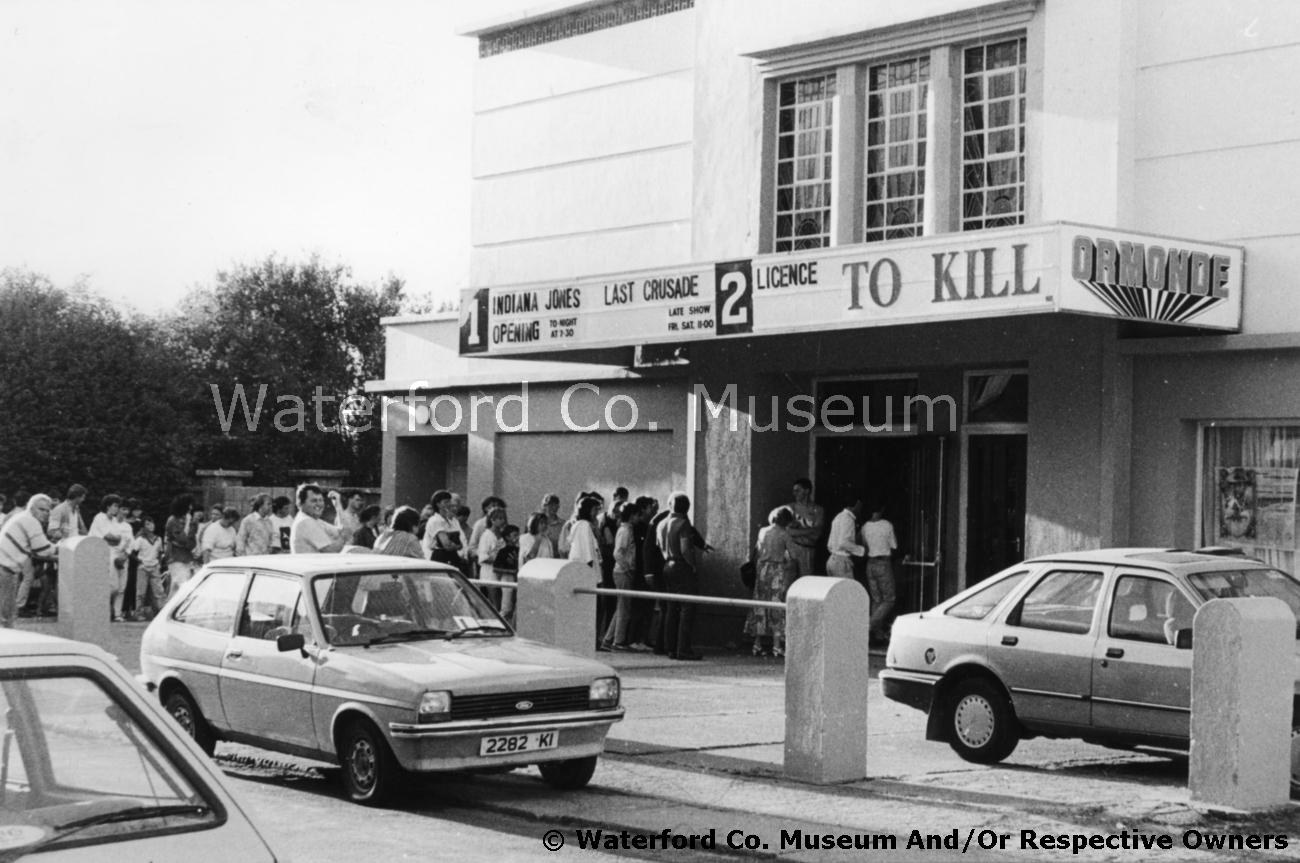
[965,433,1027,585]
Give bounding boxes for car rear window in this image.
[1187,568,1300,632]
[945,570,1030,619]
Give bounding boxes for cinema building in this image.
[368,0,1300,632]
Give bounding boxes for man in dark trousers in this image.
[657,492,711,661]
[642,499,671,654]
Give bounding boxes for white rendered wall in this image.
[469,11,696,287]
[1133,0,1300,334]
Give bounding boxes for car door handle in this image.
[1001,636,1018,646]
[1105,647,1124,659]
[225,648,243,660]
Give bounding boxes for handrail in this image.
[466,579,785,611]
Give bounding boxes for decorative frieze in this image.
[479,0,693,58]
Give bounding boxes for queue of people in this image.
[352,486,712,660]
[0,475,894,656]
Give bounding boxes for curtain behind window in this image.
[1201,425,1300,573]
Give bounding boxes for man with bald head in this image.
[0,495,57,627]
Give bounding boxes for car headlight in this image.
[589,677,619,709]
[417,691,452,723]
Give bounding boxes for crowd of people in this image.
[0,477,897,656]
[343,486,714,661]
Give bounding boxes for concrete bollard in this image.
[1189,597,1294,810]
[57,536,111,648]
[515,558,596,658]
[784,575,870,784]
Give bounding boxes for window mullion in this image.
[926,45,959,236]
[832,64,862,247]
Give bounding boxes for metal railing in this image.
[467,579,785,611]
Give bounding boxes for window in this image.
[945,569,1028,619]
[172,571,245,633]
[1187,568,1300,634]
[237,574,304,640]
[1011,569,1101,634]
[1108,575,1186,645]
[967,371,1028,424]
[865,56,929,242]
[0,673,218,851]
[774,73,836,252]
[1200,424,1300,574]
[961,37,1027,230]
[764,29,1029,250]
[311,570,505,647]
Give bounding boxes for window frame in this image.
[1006,568,1104,635]
[753,2,1040,253]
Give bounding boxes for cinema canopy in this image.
[458,224,1241,356]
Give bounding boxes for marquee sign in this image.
[459,222,1243,356]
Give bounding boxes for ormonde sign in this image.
[459,221,1244,356]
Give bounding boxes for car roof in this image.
[0,627,115,660]
[203,553,460,577]
[1026,547,1272,572]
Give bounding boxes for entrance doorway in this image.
[813,435,944,616]
[964,434,1027,585]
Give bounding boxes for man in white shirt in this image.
[0,494,56,627]
[825,498,865,580]
[860,503,899,645]
[200,508,239,563]
[290,485,345,554]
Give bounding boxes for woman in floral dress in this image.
[744,505,796,657]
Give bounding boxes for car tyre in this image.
[537,755,598,790]
[947,678,1018,764]
[163,688,217,757]
[339,719,401,805]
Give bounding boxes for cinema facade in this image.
[368,0,1300,630]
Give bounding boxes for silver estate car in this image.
[880,548,1300,787]
[140,554,623,805]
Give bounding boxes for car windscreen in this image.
[0,670,219,857]
[1187,568,1300,633]
[311,569,511,646]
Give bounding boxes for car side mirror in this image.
[276,633,306,653]
[1174,628,1193,650]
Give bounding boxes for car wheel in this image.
[339,720,401,805]
[947,678,1018,764]
[537,755,598,790]
[163,689,217,757]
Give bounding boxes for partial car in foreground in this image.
[140,554,623,804]
[880,548,1300,788]
[0,629,280,861]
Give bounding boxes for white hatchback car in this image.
[0,628,281,861]
[140,554,623,805]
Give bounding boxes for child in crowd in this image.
[492,524,521,625]
[131,518,164,620]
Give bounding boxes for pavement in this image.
[25,618,1300,861]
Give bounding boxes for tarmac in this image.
[24,618,1300,861]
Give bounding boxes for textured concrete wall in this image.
[1128,344,1300,549]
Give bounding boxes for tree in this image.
[0,269,202,516]
[170,256,403,485]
